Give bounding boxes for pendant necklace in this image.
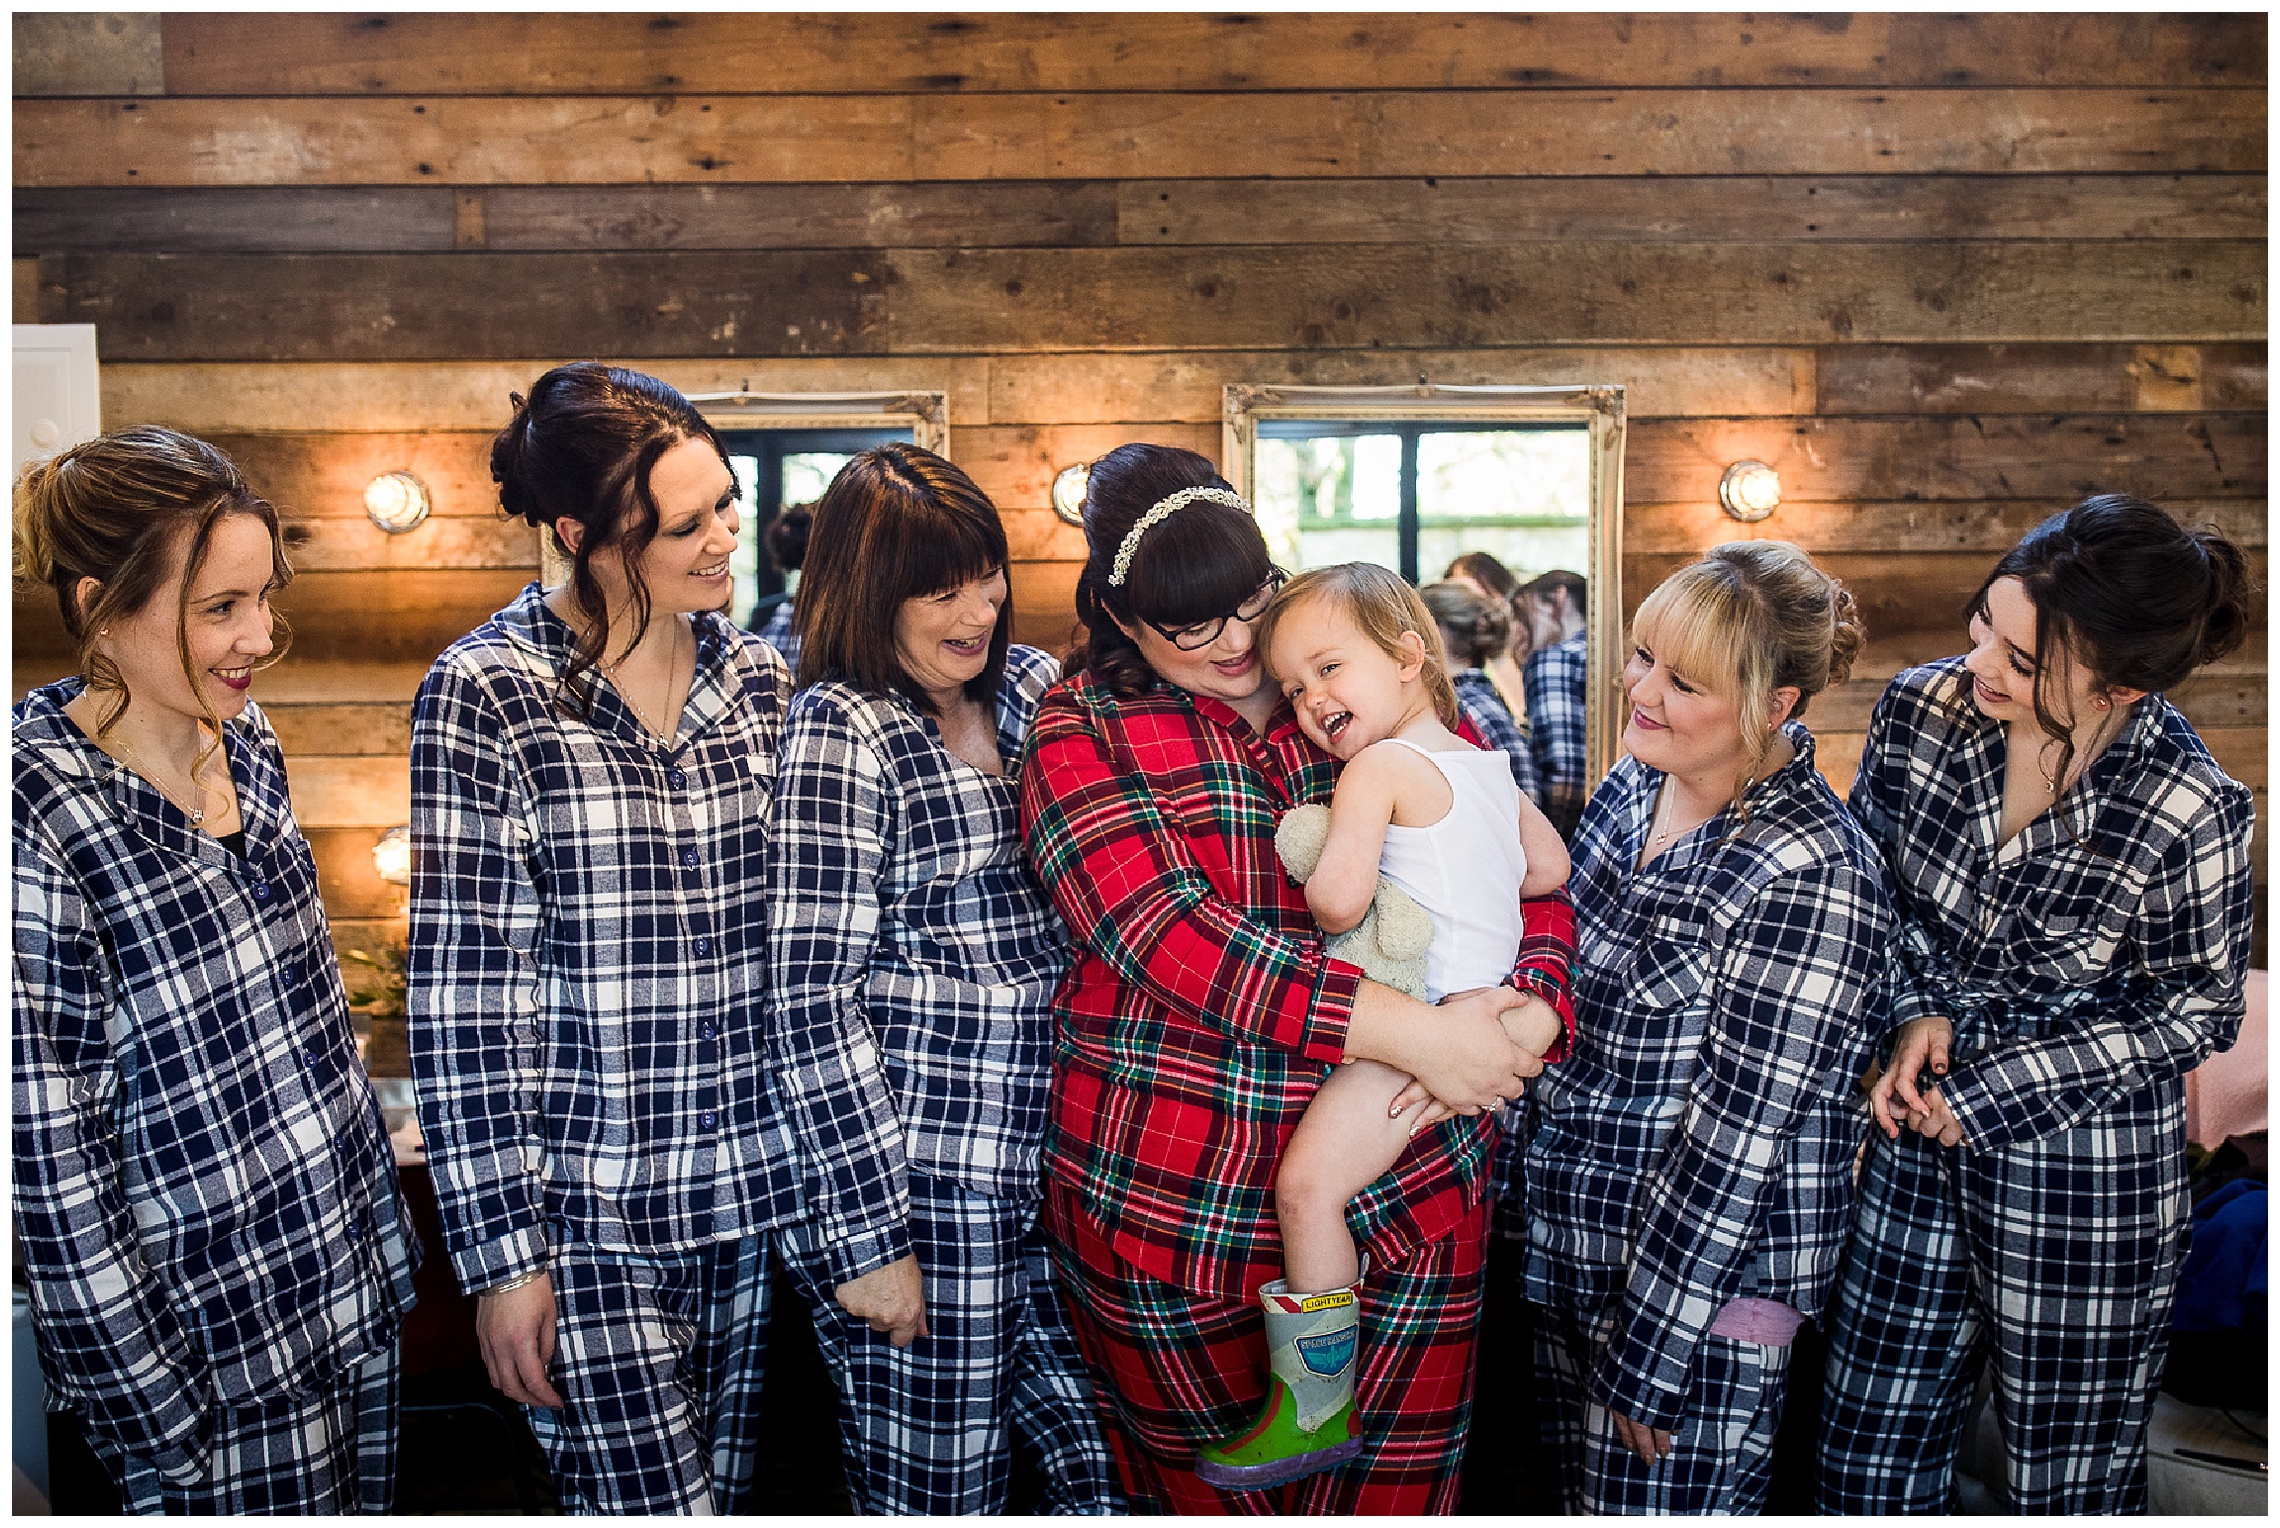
[112,731,214,826]
[607,619,688,746]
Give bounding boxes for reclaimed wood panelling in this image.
[12,13,164,97]
[43,243,2260,361]
[95,350,1807,434]
[36,250,890,361]
[1118,175,2269,246]
[13,184,1122,254]
[23,177,2266,256]
[209,430,500,515]
[285,517,536,573]
[957,423,1220,510]
[266,702,415,759]
[145,13,2264,96]
[16,91,2262,188]
[1621,414,2266,504]
[1817,342,2269,414]
[882,244,2264,352]
[289,755,410,828]
[1625,498,2269,557]
[101,358,995,434]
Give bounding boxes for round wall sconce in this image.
[1718,460,1781,523]
[364,470,431,534]
[1051,462,1091,526]
[372,825,412,886]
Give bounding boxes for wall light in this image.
[365,470,431,534]
[372,825,412,886]
[1051,462,1091,526]
[1718,460,1781,523]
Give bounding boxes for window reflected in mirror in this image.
[1252,422,1591,585]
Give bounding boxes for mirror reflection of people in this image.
[1818,496,2255,1514]
[14,428,419,1512]
[1518,542,1891,1513]
[409,364,797,1512]
[1020,444,1575,1513]
[1518,570,1589,839]
[752,503,811,671]
[1421,579,1543,804]
[762,444,1124,1513]
[1443,551,1528,717]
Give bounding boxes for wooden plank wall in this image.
[13,12,2268,962]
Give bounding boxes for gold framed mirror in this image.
[1221,381,1626,792]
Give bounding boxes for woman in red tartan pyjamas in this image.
[1018,442,1578,1514]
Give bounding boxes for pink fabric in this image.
[1705,1297,1807,1347]
[2185,969,2267,1149]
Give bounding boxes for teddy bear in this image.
[1273,804,1434,1000]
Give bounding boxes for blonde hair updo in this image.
[1630,540,1866,796]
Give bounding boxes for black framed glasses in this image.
[1147,568,1288,651]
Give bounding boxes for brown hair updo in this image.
[1420,579,1514,670]
[14,425,291,743]
[491,362,734,717]
[1966,492,2253,794]
[1068,443,1274,699]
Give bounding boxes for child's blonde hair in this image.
[1259,562,1462,730]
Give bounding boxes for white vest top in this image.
[1375,738,1528,1003]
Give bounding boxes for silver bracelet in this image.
[478,1267,546,1298]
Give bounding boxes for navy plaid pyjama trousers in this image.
[776,1171,1126,1514]
[88,1344,399,1515]
[1816,1079,2190,1514]
[524,1235,774,1514]
[1530,1299,1794,1514]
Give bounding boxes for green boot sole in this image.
[1195,1376,1364,1491]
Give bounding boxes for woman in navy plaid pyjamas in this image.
[13,428,418,1513]
[409,365,800,1513]
[1817,496,2256,1514]
[762,444,1124,1514]
[1517,543,1893,1514]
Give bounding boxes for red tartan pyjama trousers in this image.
[1044,1179,1488,1514]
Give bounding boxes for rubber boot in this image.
[1195,1279,1364,1491]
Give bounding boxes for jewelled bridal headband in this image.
[1107,487,1253,587]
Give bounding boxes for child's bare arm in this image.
[1498,997,1565,1059]
[1516,792,1571,897]
[1306,746,1404,934]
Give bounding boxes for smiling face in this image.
[895,566,1008,704]
[97,512,279,726]
[1119,593,1277,708]
[1267,594,1428,760]
[1963,574,2122,734]
[1620,611,1754,782]
[564,434,741,617]
[634,435,741,613]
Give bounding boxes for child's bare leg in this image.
[1276,1058,1424,1292]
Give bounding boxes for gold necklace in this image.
[606,619,688,745]
[111,730,217,826]
[1648,781,1679,845]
